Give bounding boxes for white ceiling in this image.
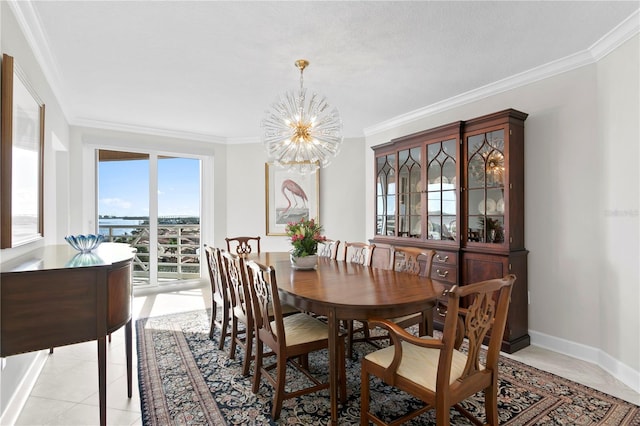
[10,1,640,141]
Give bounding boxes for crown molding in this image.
[11,1,639,143]
[590,9,640,62]
[7,0,71,119]
[364,9,640,137]
[226,136,261,145]
[72,118,226,144]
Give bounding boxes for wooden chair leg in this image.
[272,353,287,420]
[251,340,263,394]
[229,317,238,359]
[485,380,499,425]
[418,319,426,336]
[241,328,253,377]
[436,401,451,426]
[209,303,217,339]
[218,307,230,350]
[299,353,309,370]
[346,320,354,359]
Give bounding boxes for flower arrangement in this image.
[285,218,326,257]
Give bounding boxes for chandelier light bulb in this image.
[262,59,343,175]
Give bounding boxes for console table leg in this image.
[97,336,107,426]
[126,319,133,398]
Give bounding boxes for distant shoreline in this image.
[99,215,200,225]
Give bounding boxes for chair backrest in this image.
[392,246,436,277]
[220,250,250,320]
[204,245,227,302]
[245,260,284,349]
[439,274,516,390]
[370,244,393,270]
[342,242,375,266]
[318,239,340,259]
[225,236,261,255]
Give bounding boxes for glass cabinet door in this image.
[466,129,506,245]
[375,154,396,236]
[397,147,421,238]
[426,139,458,241]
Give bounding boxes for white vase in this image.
[290,253,318,270]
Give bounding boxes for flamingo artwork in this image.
[279,179,309,220]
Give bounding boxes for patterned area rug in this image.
[137,310,639,425]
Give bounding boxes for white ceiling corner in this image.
[8,1,639,143]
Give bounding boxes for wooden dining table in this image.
[249,252,446,425]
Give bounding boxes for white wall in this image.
[224,136,366,252]
[597,35,640,385]
[0,3,70,421]
[364,35,640,390]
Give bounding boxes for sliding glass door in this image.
[156,156,201,283]
[97,150,201,289]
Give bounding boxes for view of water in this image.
[98,218,144,236]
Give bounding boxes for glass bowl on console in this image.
[64,234,105,253]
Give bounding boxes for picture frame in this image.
[265,163,319,236]
[1,54,45,248]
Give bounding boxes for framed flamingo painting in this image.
[265,163,320,236]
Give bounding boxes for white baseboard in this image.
[0,350,48,426]
[530,330,640,394]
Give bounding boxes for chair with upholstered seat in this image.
[220,250,253,375]
[389,246,436,336]
[204,245,232,349]
[339,241,376,358]
[318,239,340,260]
[221,250,300,377]
[359,246,436,352]
[361,274,516,426]
[245,260,347,420]
[225,236,261,255]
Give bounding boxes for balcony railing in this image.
[101,224,200,286]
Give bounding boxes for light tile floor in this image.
[12,284,640,425]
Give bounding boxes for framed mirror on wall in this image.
[1,53,45,248]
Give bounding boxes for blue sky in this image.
[98,157,200,217]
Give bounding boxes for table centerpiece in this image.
[285,218,326,270]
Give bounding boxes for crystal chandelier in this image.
[262,59,343,175]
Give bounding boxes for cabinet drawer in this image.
[431,264,457,284]
[433,251,457,266]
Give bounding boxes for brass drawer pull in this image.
[436,269,449,278]
[436,254,449,262]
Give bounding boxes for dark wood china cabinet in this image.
[372,109,529,353]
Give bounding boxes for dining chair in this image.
[370,244,394,270]
[340,241,376,358]
[318,239,340,260]
[220,250,252,376]
[341,241,375,265]
[390,246,436,336]
[225,236,261,255]
[245,260,347,420]
[204,245,232,349]
[221,250,300,377]
[361,274,516,426]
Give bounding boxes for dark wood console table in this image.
[0,243,136,426]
